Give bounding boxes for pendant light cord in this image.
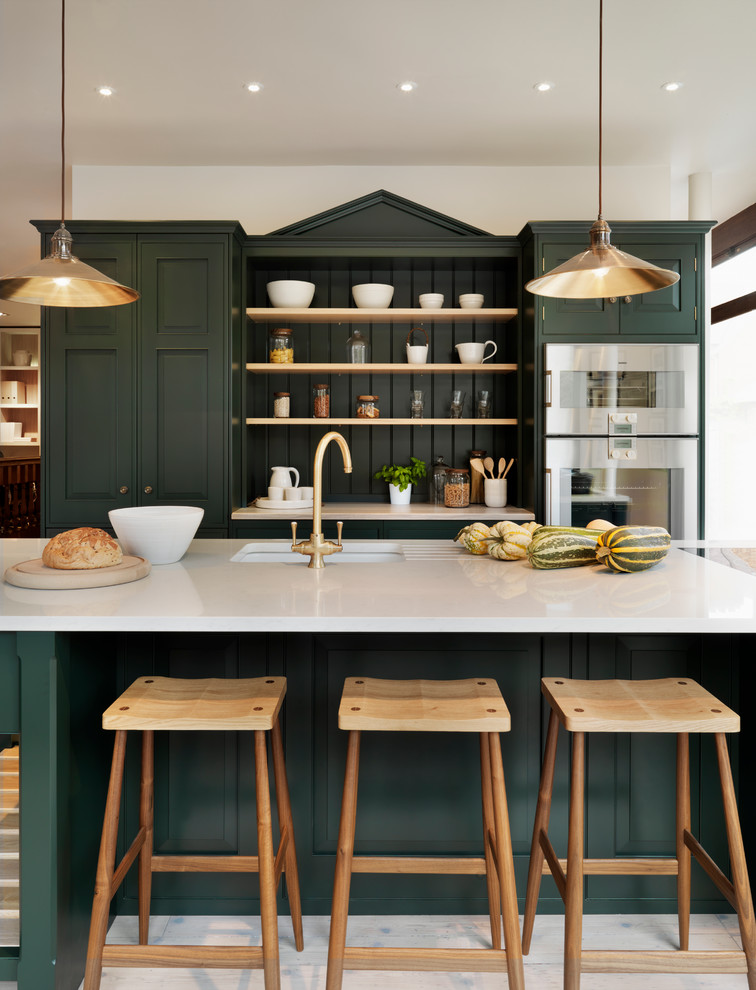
[60,0,66,225]
[598,0,603,219]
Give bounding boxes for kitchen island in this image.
[1,537,754,990]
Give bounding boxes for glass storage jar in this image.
[312,384,330,418]
[429,455,449,505]
[269,328,294,364]
[444,467,470,508]
[273,391,290,418]
[346,328,370,363]
[356,394,379,419]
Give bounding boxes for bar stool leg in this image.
[83,730,128,990]
[715,733,756,989]
[479,732,502,949]
[676,732,691,951]
[522,707,559,953]
[270,715,304,951]
[488,732,526,990]
[326,730,361,990]
[255,729,280,990]
[138,729,154,945]
[564,731,585,990]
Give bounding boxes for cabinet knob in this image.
[608,297,618,304]
[622,295,632,304]
[144,485,153,494]
[119,486,129,495]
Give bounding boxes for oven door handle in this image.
[544,369,552,407]
[544,468,552,525]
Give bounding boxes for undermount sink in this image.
[231,540,405,564]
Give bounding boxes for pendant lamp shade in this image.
[0,224,139,307]
[525,1,679,300]
[0,0,138,309]
[525,218,680,299]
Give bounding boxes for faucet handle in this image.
[291,521,298,547]
[336,520,343,546]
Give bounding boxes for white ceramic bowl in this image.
[419,292,444,309]
[108,505,204,564]
[266,280,316,308]
[459,293,485,309]
[352,283,394,308]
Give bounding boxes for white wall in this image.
[73,164,672,234]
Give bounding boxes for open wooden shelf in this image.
[246,362,517,375]
[246,307,517,324]
[246,417,517,427]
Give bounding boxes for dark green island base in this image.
[1,628,751,990]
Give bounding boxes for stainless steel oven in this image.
[544,343,700,539]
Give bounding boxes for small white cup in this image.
[455,340,497,364]
[268,486,284,501]
[284,487,303,501]
[419,293,444,309]
[484,478,507,508]
[459,293,484,309]
[300,486,314,501]
[406,344,429,364]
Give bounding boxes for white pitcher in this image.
[12,350,32,367]
[269,465,299,489]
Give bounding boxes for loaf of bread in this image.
[42,527,123,570]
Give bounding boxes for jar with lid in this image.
[273,391,290,418]
[269,328,294,364]
[312,384,330,418]
[356,394,379,419]
[469,449,487,504]
[444,467,470,508]
[346,328,370,363]
[429,455,449,505]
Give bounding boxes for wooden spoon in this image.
[501,458,515,479]
[470,457,487,478]
[483,456,495,478]
[497,457,506,478]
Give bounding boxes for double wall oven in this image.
[544,343,699,539]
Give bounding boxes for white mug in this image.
[269,465,299,489]
[484,478,507,508]
[300,486,314,501]
[268,486,284,501]
[12,350,32,367]
[455,340,497,364]
[284,487,302,501]
[406,344,429,365]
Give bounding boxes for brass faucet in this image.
[291,431,352,568]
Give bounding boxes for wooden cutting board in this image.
[3,555,151,590]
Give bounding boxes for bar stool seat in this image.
[522,676,756,990]
[84,675,303,990]
[327,676,525,990]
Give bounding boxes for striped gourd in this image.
[527,532,600,569]
[595,525,671,572]
[530,525,600,542]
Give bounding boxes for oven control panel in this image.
[608,436,637,460]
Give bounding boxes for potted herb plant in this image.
[373,457,427,505]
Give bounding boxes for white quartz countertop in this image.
[232,502,535,521]
[0,537,754,634]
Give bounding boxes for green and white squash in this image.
[527,532,601,569]
[486,521,533,560]
[595,525,671,572]
[454,522,491,555]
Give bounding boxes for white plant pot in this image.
[388,483,412,505]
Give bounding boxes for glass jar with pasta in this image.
[268,328,294,364]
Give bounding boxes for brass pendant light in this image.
[525,0,679,300]
[0,0,138,308]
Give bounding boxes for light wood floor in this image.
[0,912,749,988]
[4,912,749,990]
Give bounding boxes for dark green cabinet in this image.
[540,238,700,337]
[38,222,241,534]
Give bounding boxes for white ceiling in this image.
[2,0,756,323]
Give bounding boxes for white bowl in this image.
[419,292,444,309]
[108,506,204,564]
[459,293,485,309]
[352,283,394,308]
[266,280,316,308]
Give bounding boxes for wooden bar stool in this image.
[83,675,303,990]
[326,676,525,990]
[522,676,756,989]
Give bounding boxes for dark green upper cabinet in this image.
[36,221,242,535]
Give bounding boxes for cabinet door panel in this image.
[139,240,228,527]
[44,238,135,529]
[617,242,697,335]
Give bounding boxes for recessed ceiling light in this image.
[397,81,417,93]
[245,82,264,93]
[96,86,114,97]
[661,81,683,92]
[534,82,554,92]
